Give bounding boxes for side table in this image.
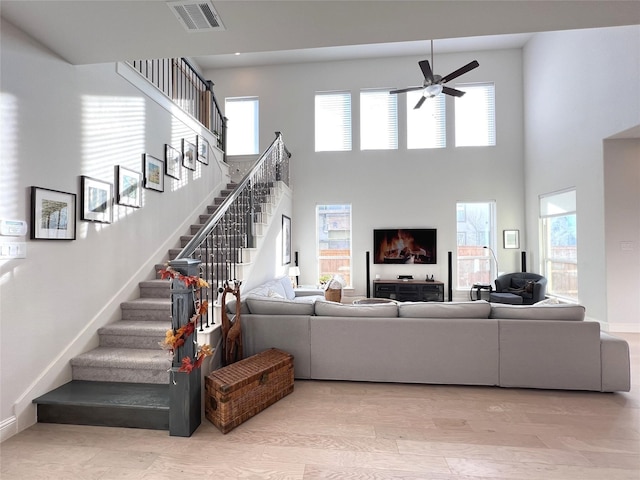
[470,283,492,301]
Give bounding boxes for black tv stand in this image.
[373,279,444,302]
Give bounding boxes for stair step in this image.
[121,297,171,321]
[99,321,169,349]
[71,347,171,384]
[139,279,170,298]
[33,380,169,430]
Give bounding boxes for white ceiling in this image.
[1,1,639,69]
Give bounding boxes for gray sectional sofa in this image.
[230,278,630,392]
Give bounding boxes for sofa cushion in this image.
[314,301,398,317]
[278,276,296,300]
[246,297,315,315]
[489,303,585,321]
[398,300,491,318]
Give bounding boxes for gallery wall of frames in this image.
[30,134,211,240]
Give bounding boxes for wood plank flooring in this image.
[2,332,638,479]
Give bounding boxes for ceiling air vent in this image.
[167,1,226,32]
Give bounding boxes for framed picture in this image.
[165,144,181,180]
[197,135,209,165]
[143,154,164,192]
[503,229,520,249]
[30,186,76,240]
[282,214,291,265]
[116,166,141,208]
[81,176,113,223]
[182,139,196,171]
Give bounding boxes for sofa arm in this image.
[294,287,324,297]
[600,333,630,392]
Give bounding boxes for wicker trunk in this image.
[205,348,294,433]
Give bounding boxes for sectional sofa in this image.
[229,277,630,392]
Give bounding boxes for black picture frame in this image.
[197,135,209,165]
[182,139,196,171]
[81,175,113,223]
[282,214,291,265]
[30,186,77,240]
[143,153,164,192]
[504,229,520,249]
[165,144,182,180]
[116,166,141,208]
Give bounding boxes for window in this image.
[456,201,496,289]
[540,189,578,301]
[406,90,446,149]
[454,83,495,147]
[360,89,397,150]
[316,204,352,287]
[315,91,351,152]
[225,97,259,155]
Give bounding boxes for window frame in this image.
[314,91,352,152]
[315,204,352,288]
[406,90,446,149]
[224,96,259,156]
[454,82,496,147]
[359,88,398,151]
[455,201,497,290]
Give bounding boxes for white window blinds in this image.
[406,91,446,149]
[360,89,398,150]
[225,96,259,155]
[315,91,352,152]
[454,83,496,147]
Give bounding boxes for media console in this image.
[373,279,444,302]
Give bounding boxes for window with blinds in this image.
[454,83,496,147]
[406,91,446,149]
[315,91,352,152]
[360,89,398,150]
[225,96,259,155]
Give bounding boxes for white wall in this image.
[523,25,640,329]
[206,48,526,297]
[0,19,228,437]
[604,138,640,332]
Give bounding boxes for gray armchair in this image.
[492,272,547,305]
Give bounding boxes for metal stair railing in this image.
[172,132,291,328]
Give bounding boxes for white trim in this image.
[0,416,18,443]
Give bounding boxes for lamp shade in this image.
[288,266,300,277]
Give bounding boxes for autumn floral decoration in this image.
[158,266,213,374]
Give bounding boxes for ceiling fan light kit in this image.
[390,40,479,109]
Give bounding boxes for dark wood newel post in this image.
[168,258,201,437]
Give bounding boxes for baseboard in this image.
[603,323,640,333]
[0,416,18,443]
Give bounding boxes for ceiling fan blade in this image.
[440,60,479,84]
[418,60,435,84]
[442,86,466,97]
[414,96,427,109]
[389,86,423,95]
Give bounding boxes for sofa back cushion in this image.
[490,303,585,321]
[246,297,315,315]
[398,300,491,318]
[314,301,398,317]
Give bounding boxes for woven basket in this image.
[324,288,342,303]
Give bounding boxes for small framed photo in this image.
[503,229,520,249]
[282,214,291,265]
[197,135,209,165]
[30,186,77,240]
[143,154,164,192]
[165,144,182,180]
[81,176,113,223]
[182,139,196,171]
[116,166,141,208]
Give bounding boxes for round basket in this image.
[324,288,342,303]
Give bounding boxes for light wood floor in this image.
[2,333,638,480]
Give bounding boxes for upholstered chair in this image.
[492,272,547,305]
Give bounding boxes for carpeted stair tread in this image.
[121,297,171,310]
[71,347,171,370]
[99,321,169,337]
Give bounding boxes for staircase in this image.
[32,183,247,430]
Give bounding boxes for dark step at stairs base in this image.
[33,380,169,430]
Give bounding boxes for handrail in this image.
[127,57,226,154]
[174,133,290,330]
[176,132,289,261]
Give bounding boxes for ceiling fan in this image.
[390,40,479,109]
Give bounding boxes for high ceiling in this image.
[1,1,639,69]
